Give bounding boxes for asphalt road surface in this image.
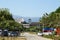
[21,32,52,40]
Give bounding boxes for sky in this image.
[0,0,60,17]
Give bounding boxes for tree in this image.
[55,7,60,13]
[0,8,22,31]
[0,8,14,21]
[40,7,60,28]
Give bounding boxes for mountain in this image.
[23,17,40,22]
[13,15,40,22]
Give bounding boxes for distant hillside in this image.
[23,17,40,22]
[13,15,40,22]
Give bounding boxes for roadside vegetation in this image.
[0,8,40,34]
[42,35,60,40]
[0,37,26,40]
[0,8,26,40]
[0,7,60,40]
[40,7,60,28]
[40,7,60,39]
[0,8,23,31]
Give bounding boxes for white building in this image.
[15,18,25,23]
[18,18,24,23]
[22,24,30,28]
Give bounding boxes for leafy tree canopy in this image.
[40,7,60,28]
[0,8,22,31]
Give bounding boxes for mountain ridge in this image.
[13,15,40,22]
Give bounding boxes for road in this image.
[21,32,52,40]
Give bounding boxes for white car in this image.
[38,32,43,36]
[43,32,52,35]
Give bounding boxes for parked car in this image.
[0,29,2,36]
[38,32,43,36]
[10,31,18,37]
[2,29,8,36]
[8,31,11,36]
[38,32,52,36]
[43,32,52,35]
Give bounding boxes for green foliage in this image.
[0,8,14,21]
[55,7,60,13]
[27,26,41,32]
[42,35,55,39]
[0,8,22,31]
[40,7,60,28]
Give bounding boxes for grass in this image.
[42,35,60,40]
[0,36,26,40]
[42,35,55,39]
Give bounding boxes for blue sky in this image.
[0,0,60,17]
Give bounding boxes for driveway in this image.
[21,32,52,40]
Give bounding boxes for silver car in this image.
[0,29,2,36]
